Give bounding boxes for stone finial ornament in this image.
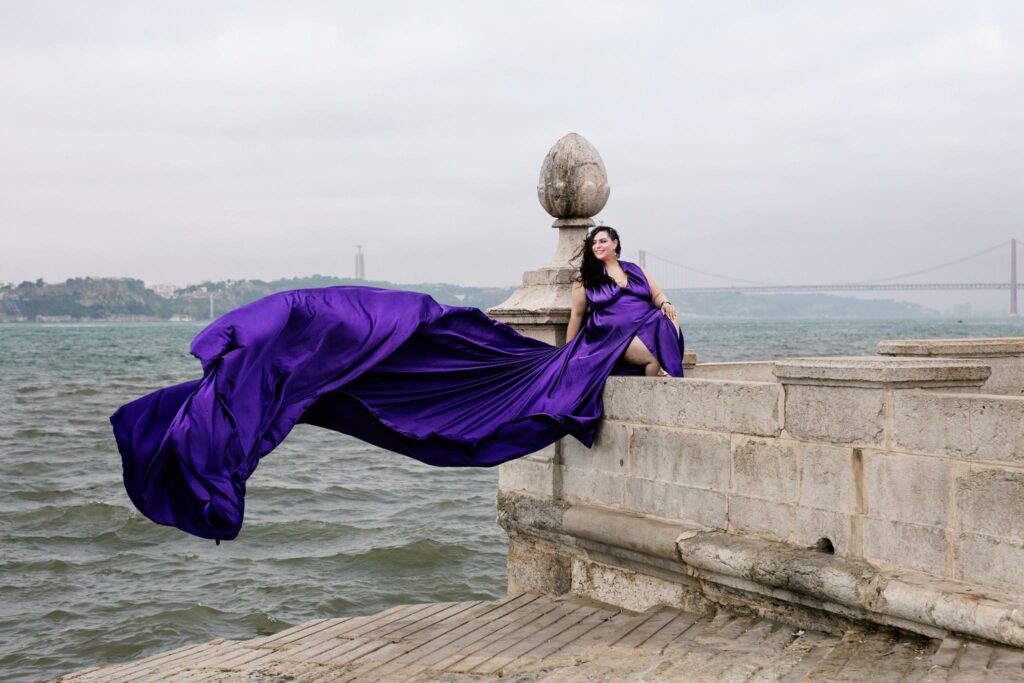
[537,133,610,227]
[489,132,611,347]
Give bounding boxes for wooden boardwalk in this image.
[54,592,1024,682]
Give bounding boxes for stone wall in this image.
[498,348,1024,646]
[877,337,1024,396]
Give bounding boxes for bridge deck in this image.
[53,592,1023,682]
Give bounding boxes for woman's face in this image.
[591,231,618,263]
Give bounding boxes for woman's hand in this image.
[659,301,679,322]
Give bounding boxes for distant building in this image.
[355,245,365,280]
[146,283,182,298]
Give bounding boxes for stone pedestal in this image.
[491,133,611,501]
[486,223,588,347]
[488,132,610,346]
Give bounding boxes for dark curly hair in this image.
[573,226,622,290]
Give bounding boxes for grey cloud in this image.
[0,1,1022,313]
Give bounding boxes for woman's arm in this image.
[641,266,679,322]
[565,280,588,343]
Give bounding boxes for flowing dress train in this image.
[111,260,684,540]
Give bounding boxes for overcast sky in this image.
[1,1,1022,309]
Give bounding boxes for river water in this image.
[3,316,1023,681]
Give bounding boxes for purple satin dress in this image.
[111,260,684,540]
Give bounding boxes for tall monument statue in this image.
[354,245,365,281]
[489,133,610,345]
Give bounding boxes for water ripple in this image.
[3,318,1024,682]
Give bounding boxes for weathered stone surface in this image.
[774,356,990,388]
[630,427,730,490]
[877,571,1024,648]
[536,132,610,222]
[892,391,1024,464]
[981,356,1024,395]
[862,518,947,573]
[687,361,777,382]
[560,466,623,507]
[800,444,854,513]
[793,508,852,556]
[504,498,1024,647]
[625,477,727,529]
[864,451,950,526]
[877,337,1024,357]
[562,505,689,560]
[677,530,871,607]
[956,534,1024,591]
[488,289,576,341]
[732,436,798,503]
[507,536,571,595]
[784,385,885,445]
[562,421,627,474]
[675,526,1024,648]
[570,558,689,612]
[499,457,557,497]
[496,489,568,536]
[956,468,1024,543]
[604,377,781,436]
[728,496,793,541]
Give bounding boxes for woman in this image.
[567,226,682,377]
[112,227,684,541]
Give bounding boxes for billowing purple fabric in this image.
[111,261,684,541]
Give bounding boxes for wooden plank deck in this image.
[52,593,1024,682]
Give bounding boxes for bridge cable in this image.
[643,252,779,287]
[848,240,1009,285]
[640,241,1015,289]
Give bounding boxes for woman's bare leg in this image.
[623,336,663,376]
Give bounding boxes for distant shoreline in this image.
[3,275,1006,322]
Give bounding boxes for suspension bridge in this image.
[634,238,1023,315]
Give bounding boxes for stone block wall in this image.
[498,351,1024,642]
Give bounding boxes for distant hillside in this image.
[0,276,938,322]
[170,275,516,319]
[0,276,516,322]
[0,278,171,321]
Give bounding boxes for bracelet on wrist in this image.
[660,300,672,308]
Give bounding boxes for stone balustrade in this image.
[498,349,1024,646]
[877,337,1024,395]
[488,134,1024,647]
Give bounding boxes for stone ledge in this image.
[688,361,777,382]
[520,266,578,287]
[678,531,1024,648]
[563,504,685,560]
[500,492,1024,648]
[878,337,1024,358]
[486,306,570,325]
[773,356,990,388]
[604,376,781,436]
